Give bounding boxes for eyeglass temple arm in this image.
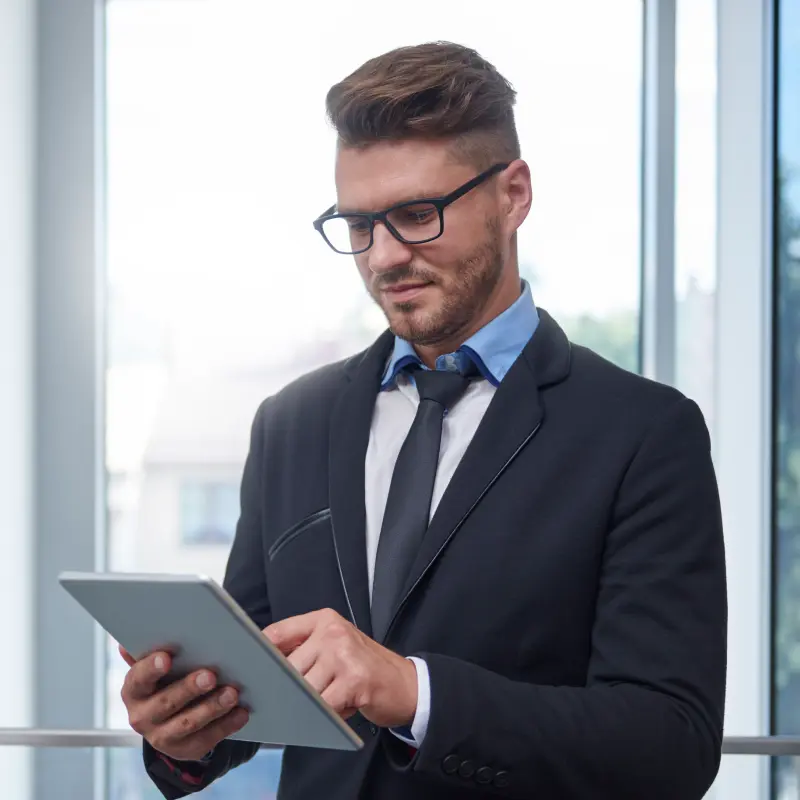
[314,204,337,223]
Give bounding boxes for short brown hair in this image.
[325,41,520,169]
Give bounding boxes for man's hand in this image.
[119,645,249,761]
[263,609,418,729]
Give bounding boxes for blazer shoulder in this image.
[254,347,365,429]
[555,344,714,476]
[279,356,352,403]
[567,342,697,426]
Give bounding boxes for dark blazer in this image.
[145,309,727,800]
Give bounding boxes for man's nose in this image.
[367,222,413,274]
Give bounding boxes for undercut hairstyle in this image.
[325,41,520,170]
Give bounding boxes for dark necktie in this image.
[371,366,474,642]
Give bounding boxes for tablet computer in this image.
[58,571,363,752]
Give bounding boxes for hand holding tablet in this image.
[118,644,250,762]
[59,572,364,753]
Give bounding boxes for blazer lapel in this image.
[328,330,394,637]
[381,309,572,642]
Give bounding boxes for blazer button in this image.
[458,760,476,779]
[493,770,511,788]
[475,766,494,785]
[442,755,461,775]
[369,724,378,736]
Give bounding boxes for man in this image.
[121,41,727,799]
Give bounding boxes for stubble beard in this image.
[375,218,505,347]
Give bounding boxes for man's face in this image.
[334,139,525,347]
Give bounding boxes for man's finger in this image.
[264,610,325,655]
[144,670,218,726]
[321,681,356,717]
[158,687,242,742]
[302,660,335,697]
[168,706,250,760]
[286,633,322,676]
[119,645,136,668]
[121,651,171,703]
[204,705,250,742]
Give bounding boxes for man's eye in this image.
[394,204,437,225]
[346,217,370,233]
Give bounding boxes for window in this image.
[773,0,800,797]
[180,481,240,545]
[674,0,716,435]
[104,1,643,795]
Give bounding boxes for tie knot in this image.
[414,369,471,410]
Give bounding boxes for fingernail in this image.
[220,688,236,707]
[196,672,214,690]
[154,655,166,673]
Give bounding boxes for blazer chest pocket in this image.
[266,509,349,622]
[268,508,332,561]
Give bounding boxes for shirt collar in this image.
[380,280,539,390]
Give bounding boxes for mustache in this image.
[372,266,437,292]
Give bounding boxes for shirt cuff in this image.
[389,657,430,746]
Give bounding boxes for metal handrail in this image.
[0,728,283,749]
[723,736,800,756]
[0,729,797,755]
[0,729,141,748]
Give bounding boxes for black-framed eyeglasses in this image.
[313,162,509,255]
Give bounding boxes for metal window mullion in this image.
[711,0,775,797]
[35,0,105,798]
[640,0,677,384]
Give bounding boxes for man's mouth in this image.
[381,282,432,303]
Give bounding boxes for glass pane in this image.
[109,746,283,799]
[710,754,770,799]
[674,0,717,436]
[104,0,643,793]
[774,0,800,797]
[776,754,800,799]
[179,481,240,546]
[0,747,281,800]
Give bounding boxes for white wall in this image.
[0,0,35,795]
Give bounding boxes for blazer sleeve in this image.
[383,397,727,800]
[145,400,273,798]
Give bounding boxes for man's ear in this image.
[501,159,532,234]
